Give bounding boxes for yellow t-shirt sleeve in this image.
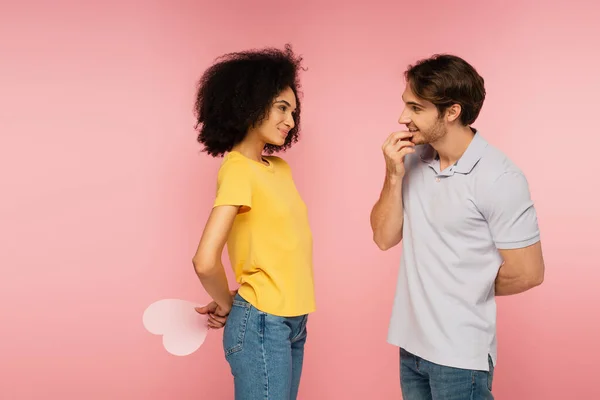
[213,159,252,211]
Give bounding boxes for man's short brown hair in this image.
[405,54,486,126]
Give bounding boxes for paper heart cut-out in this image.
[143,299,208,356]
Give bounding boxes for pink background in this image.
[1,0,599,398]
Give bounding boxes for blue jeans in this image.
[223,293,308,400]
[400,348,495,400]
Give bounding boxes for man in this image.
[370,54,545,399]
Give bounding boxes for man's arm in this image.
[495,241,545,296]
[370,131,415,251]
[371,174,404,250]
[479,170,544,296]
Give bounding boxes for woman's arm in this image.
[192,205,239,318]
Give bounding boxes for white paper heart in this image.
[143,299,209,356]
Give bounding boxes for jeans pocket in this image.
[223,299,251,356]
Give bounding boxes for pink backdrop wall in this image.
[2,0,599,398]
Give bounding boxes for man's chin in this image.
[410,136,427,146]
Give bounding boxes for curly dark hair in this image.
[194,44,304,157]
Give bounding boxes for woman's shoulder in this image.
[217,152,252,178]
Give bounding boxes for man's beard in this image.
[412,118,446,145]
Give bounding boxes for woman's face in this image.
[252,86,297,147]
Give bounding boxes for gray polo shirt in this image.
[387,131,540,371]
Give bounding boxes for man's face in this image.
[398,83,447,145]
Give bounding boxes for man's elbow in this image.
[375,239,391,251]
[373,233,399,251]
[523,267,544,290]
[529,270,544,288]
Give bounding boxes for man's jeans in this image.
[400,348,495,400]
[223,293,308,400]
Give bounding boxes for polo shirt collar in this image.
[420,130,488,175]
[454,131,488,174]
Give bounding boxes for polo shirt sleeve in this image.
[213,159,252,212]
[478,171,540,250]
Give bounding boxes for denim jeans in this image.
[223,293,309,400]
[400,348,494,400]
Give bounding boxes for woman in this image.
[191,45,315,400]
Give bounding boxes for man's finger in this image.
[384,133,413,151]
[390,137,413,149]
[391,139,415,152]
[398,146,416,158]
[389,131,414,145]
[384,131,409,148]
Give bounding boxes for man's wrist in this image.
[385,172,404,186]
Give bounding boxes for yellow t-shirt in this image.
[213,151,315,317]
